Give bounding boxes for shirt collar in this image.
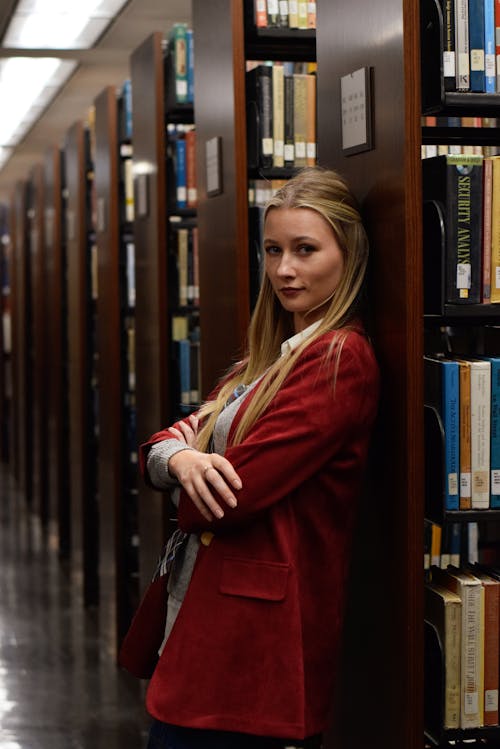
[280,319,322,356]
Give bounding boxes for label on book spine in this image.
[457,263,471,290]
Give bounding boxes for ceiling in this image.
[0,0,192,203]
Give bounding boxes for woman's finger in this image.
[210,455,243,490]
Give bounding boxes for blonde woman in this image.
[140,167,379,749]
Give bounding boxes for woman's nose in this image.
[276,252,295,277]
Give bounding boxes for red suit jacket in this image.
[139,329,379,740]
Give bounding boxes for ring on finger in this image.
[203,465,212,476]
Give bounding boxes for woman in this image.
[140,167,379,749]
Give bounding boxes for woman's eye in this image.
[264,245,281,255]
[297,244,315,254]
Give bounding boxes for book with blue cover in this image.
[425,356,460,511]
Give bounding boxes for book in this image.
[185,127,197,209]
[267,0,279,26]
[297,0,308,28]
[496,0,500,89]
[186,28,195,104]
[490,156,500,301]
[478,355,500,507]
[469,358,491,508]
[305,72,316,166]
[455,0,471,90]
[431,523,443,567]
[246,64,273,170]
[175,136,187,209]
[288,0,299,27]
[272,63,285,168]
[424,582,462,729]
[469,0,486,91]
[307,0,317,27]
[469,565,500,725]
[483,156,493,302]
[254,0,267,27]
[440,0,457,90]
[424,356,460,511]
[283,75,295,167]
[278,0,289,27]
[422,154,484,304]
[293,73,308,167]
[431,566,483,729]
[457,359,472,509]
[177,227,189,306]
[169,23,189,104]
[484,0,497,91]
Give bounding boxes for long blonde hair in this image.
[196,166,369,451]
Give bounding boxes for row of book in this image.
[438,0,500,92]
[166,23,194,106]
[422,153,500,306]
[120,143,134,224]
[423,115,500,128]
[425,564,500,729]
[169,223,199,308]
[246,61,317,171]
[425,521,474,571]
[422,143,500,158]
[253,0,317,30]
[425,354,500,511]
[248,178,288,206]
[171,316,201,415]
[167,124,197,211]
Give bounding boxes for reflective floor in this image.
[0,469,150,748]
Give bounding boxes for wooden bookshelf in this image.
[10,180,31,498]
[64,120,99,606]
[44,145,70,559]
[130,32,171,591]
[28,163,49,526]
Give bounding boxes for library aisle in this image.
[0,467,150,748]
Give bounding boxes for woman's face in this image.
[263,206,345,333]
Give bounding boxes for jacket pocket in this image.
[219,557,289,601]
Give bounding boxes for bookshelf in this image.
[93,83,140,653]
[64,120,99,607]
[10,180,31,498]
[0,203,11,464]
[192,0,316,395]
[44,145,70,559]
[28,164,49,527]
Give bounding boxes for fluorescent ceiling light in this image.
[3,0,129,49]
[0,57,77,147]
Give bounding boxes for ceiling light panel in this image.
[0,58,77,146]
[2,0,130,49]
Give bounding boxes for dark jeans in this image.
[146,720,323,749]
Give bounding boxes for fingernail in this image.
[233,479,242,489]
[228,497,237,508]
[215,508,224,519]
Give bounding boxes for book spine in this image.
[461,583,482,728]
[186,28,195,104]
[459,361,472,509]
[442,0,457,90]
[443,360,461,510]
[444,596,462,728]
[126,241,136,308]
[297,0,308,27]
[192,226,200,306]
[489,358,500,507]
[185,128,197,208]
[254,0,268,27]
[175,136,187,209]
[170,24,188,104]
[490,157,500,300]
[469,0,486,91]
[283,75,295,167]
[445,155,483,304]
[305,73,317,166]
[293,73,308,167]
[483,157,493,302]
[272,64,285,168]
[124,157,134,222]
[267,0,279,26]
[485,0,497,90]
[496,0,500,89]
[307,0,317,27]
[470,361,491,508]
[455,0,471,89]
[288,0,299,26]
[482,580,500,724]
[178,338,191,411]
[278,0,289,27]
[177,228,189,306]
[122,79,133,140]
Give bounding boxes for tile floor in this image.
[0,469,151,748]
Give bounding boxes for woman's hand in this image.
[169,414,199,447]
[168,448,242,522]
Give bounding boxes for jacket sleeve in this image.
[177,332,379,533]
